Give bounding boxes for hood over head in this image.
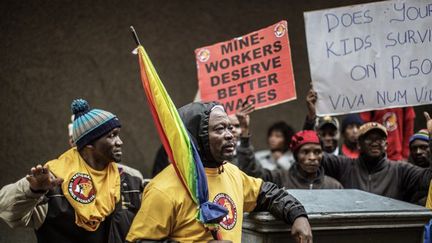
[178,101,222,167]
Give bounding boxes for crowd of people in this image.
[0,88,431,243]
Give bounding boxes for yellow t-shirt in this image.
[126,163,263,243]
[426,179,432,209]
[46,147,120,231]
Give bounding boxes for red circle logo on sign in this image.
[197,48,210,63]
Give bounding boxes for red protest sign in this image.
[195,20,296,114]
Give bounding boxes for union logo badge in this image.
[213,193,237,230]
[197,48,210,63]
[68,173,96,204]
[383,112,398,132]
[274,23,286,38]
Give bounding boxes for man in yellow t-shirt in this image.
[127,102,312,243]
[0,99,143,243]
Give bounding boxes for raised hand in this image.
[236,102,255,137]
[306,88,317,121]
[26,164,63,192]
[424,112,432,135]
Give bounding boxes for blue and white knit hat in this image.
[71,99,121,150]
[409,129,429,145]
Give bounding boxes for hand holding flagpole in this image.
[129,26,227,241]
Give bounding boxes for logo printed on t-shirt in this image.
[68,173,96,204]
[382,112,397,132]
[213,193,237,230]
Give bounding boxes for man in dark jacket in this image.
[409,129,431,168]
[127,102,312,243]
[322,122,432,202]
[304,89,340,155]
[239,130,343,189]
[0,99,143,243]
[408,129,432,205]
[305,87,432,201]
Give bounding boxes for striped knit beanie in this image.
[409,129,429,145]
[71,99,121,150]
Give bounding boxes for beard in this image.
[111,150,122,163]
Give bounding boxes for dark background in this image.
[1,0,430,242]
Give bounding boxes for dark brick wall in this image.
[1,0,430,242]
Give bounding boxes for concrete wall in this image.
[1,0,431,242]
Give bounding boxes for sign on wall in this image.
[195,21,296,114]
[304,0,432,116]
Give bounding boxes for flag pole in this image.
[129,26,222,241]
[130,26,141,46]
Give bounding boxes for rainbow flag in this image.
[134,45,227,227]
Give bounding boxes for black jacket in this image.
[36,168,143,243]
[238,145,343,189]
[277,163,343,189]
[322,153,432,201]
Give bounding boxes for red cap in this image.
[290,130,320,152]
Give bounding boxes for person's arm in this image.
[235,102,263,176]
[234,102,276,181]
[426,112,432,153]
[236,102,254,138]
[321,153,352,182]
[255,181,312,243]
[0,178,47,229]
[237,147,284,186]
[241,171,312,243]
[236,136,254,166]
[303,88,317,130]
[402,107,416,160]
[253,182,307,221]
[400,112,432,201]
[0,164,62,229]
[399,161,432,201]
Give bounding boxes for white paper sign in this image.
[304,0,432,116]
